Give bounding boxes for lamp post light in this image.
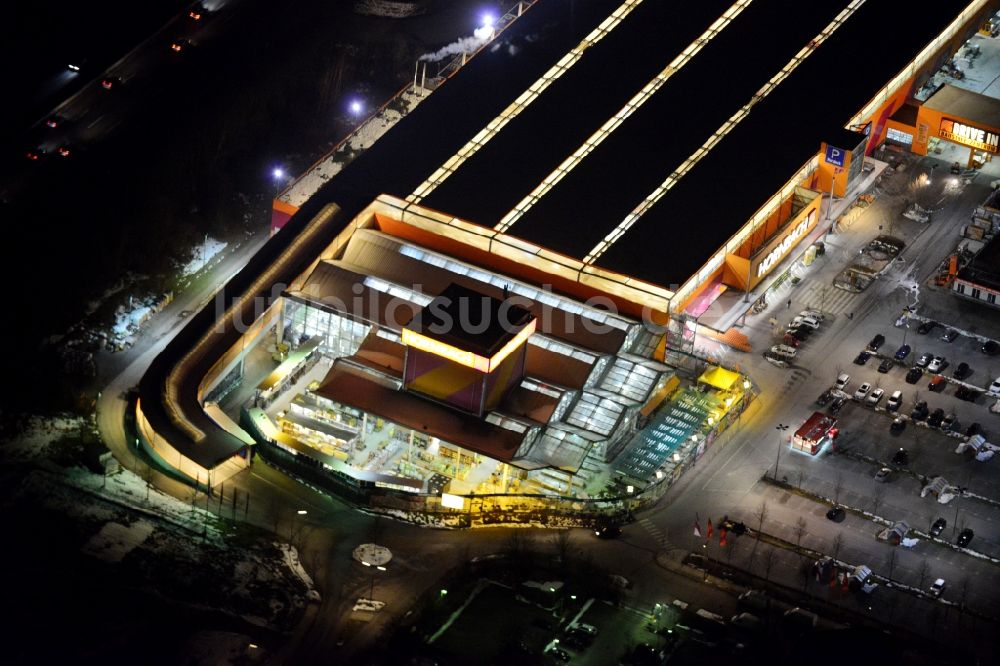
[349,99,364,118]
[773,423,789,481]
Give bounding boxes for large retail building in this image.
[138,0,1000,498]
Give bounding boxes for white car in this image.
[835,373,851,391]
[987,377,1000,398]
[930,578,946,597]
[927,356,947,372]
[886,390,903,411]
[798,310,825,322]
[791,315,821,330]
[854,382,872,401]
[770,344,797,358]
[866,388,885,406]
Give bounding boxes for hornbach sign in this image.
[751,210,817,282]
[940,118,999,153]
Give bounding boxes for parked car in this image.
[799,310,825,321]
[782,333,802,347]
[878,358,894,373]
[867,334,886,351]
[594,524,621,539]
[916,352,934,368]
[791,315,821,330]
[917,320,938,334]
[988,377,1000,398]
[941,328,959,342]
[891,448,909,465]
[874,467,893,482]
[886,390,903,411]
[771,344,798,358]
[911,400,929,420]
[829,396,847,415]
[930,518,947,537]
[866,388,885,406]
[890,417,906,434]
[826,506,846,522]
[905,367,923,384]
[854,382,872,401]
[966,422,983,437]
[982,340,1000,356]
[854,351,871,365]
[941,413,957,431]
[928,408,945,428]
[834,373,851,391]
[786,326,811,341]
[928,374,947,392]
[953,362,972,380]
[955,385,980,402]
[894,344,912,361]
[928,356,948,372]
[957,529,974,547]
[570,623,598,636]
[547,646,571,662]
[930,578,946,597]
[816,390,834,406]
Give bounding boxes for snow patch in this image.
[81,519,155,563]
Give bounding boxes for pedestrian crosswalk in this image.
[639,517,669,547]
[794,283,859,316]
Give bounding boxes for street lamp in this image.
[773,423,789,481]
[272,167,284,180]
[349,99,363,117]
[475,13,497,40]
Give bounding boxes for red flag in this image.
[693,517,702,537]
[719,528,728,547]
[706,519,714,539]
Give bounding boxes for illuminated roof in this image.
[403,283,535,362]
[315,363,529,463]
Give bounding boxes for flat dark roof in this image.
[958,235,1000,291]
[890,103,920,126]
[925,83,1000,130]
[597,0,979,285]
[404,283,533,358]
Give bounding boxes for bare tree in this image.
[916,558,930,589]
[726,534,741,564]
[833,473,845,505]
[799,560,813,590]
[761,547,778,586]
[753,501,769,536]
[553,529,574,565]
[871,486,886,516]
[885,548,898,581]
[794,517,808,552]
[831,533,845,560]
[958,577,970,610]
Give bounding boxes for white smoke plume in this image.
[419,35,489,62]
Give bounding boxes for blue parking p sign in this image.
[825,145,845,167]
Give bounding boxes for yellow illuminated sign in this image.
[402,318,536,373]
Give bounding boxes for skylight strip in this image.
[495,0,754,234]
[584,0,867,264]
[406,0,645,204]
